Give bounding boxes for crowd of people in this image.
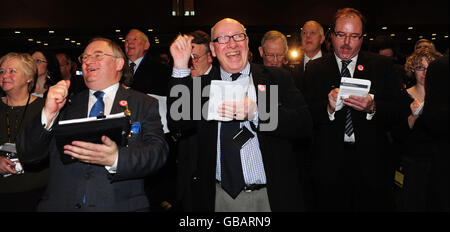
[0,7,448,212]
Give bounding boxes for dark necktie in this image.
[220,72,245,199]
[89,91,105,117]
[341,60,354,137]
[129,62,136,75]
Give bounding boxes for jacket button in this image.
[74,203,81,209]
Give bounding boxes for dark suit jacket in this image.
[168,63,313,212]
[418,56,449,211]
[130,55,171,96]
[16,85,169,211]
[303,51,411,210]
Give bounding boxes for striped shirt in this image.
[171,63,267,185]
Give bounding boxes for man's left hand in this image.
[343,94,375,113]
[63,135,118,166]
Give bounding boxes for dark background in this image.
[0,0,448,63]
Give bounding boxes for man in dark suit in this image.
[124,29,170,96]
[292,20,325,92]
[16,37,169,211]
[303,8,410,211]
[125,29,174,211]
[168,18,312,212]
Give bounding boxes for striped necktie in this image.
[341,60,353,137]
[129,62,136,75]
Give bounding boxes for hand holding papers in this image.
[335,77,371,112]
[410,98,424,116]
[207,76,250,121]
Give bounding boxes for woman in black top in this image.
[0,52,48,211]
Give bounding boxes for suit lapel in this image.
[250,63,272,106]
[132,55,147,76]
[353,52,368,80]
[111,85,130,114]
[327,54,342,88]
[63,89,89,120]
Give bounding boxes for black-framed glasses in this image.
[78,52,119,63]
[332,31,363,41]
[34,59,48,64]
[212,33,247,44]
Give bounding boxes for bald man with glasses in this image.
[168,18,312,212]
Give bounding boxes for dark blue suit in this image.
[16,85,168,211]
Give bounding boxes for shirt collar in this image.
[220,62,251,81]
[334,53,359,77]
[129,55,145,68]
[89,82,120,99]
[304,50,323,69]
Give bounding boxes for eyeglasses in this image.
[263,52,285,60]
[415,66,427,71]
[34,59,48,64]
[78,52,119,63]
[333,31,363,41]
[190,53,208,61]
[0,68,18,76]
[212,33,247,44]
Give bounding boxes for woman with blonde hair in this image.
[0,52,48,211]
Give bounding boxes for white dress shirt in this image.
[304,50,322,70]
[128,56,144,74]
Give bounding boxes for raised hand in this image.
[170,34,193,69]
[44,80,70,123]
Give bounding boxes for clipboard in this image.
[54,113,131,164]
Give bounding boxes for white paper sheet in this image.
[207,76,249,121]
[148,94,169,133]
